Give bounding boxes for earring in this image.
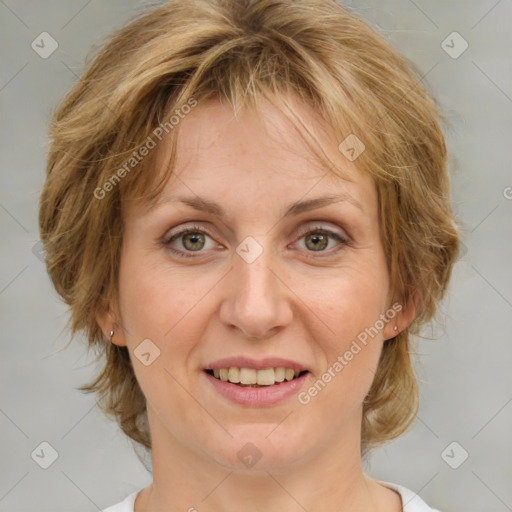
[109,328,115,342]
[393,325,398,332]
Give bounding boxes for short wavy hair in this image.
[39,0,460,458]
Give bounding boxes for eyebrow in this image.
[153,193,363,217]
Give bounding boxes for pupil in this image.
[307,233,327,251]
[184,233,204,251]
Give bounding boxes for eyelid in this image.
[294,222,348,242]
[162,223,214,243]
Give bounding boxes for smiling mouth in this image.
[204,367,309,387]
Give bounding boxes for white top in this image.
[102,480,441,511]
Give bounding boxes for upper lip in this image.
[205,356,309,373]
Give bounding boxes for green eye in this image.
[163,224,347,259]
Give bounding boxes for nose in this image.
[219,240,293,340]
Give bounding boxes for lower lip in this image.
[203,371,310,406]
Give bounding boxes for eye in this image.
[163,223,348,259]
[293,225,348,256]
[163,225,218,258]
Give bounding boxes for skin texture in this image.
[98,97,416,511]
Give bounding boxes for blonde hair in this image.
[39,0,459,457]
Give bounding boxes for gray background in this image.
[1,1,511,511]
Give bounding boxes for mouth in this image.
[204,367,310,387]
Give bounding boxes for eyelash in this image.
[162,224,348,259]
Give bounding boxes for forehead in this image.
[131,96,377,220]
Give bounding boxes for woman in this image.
[38,0,459,510]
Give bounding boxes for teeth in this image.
[285,368,295,381]
[228,367,240,383]
[256,368,275,386]
[209,366,304,386]
[274,367,285,382]
[239,368,257,385]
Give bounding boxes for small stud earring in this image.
[393,325,398,332]
[109,328,115,342]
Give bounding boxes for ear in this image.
[96,301,127,347]
[383,290,420,340]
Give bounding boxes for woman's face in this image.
[106,98,400,472]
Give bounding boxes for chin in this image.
[206,423,313,474]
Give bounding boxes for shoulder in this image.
[379,480,442,512]
[101,490,140,512]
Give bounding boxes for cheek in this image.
[302,263,389,346]
[294,263,389,409]
[118,248,215,339]
[116,251,219,406]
